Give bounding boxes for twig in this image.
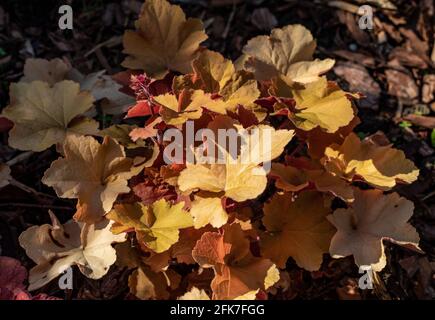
[9,178,58,200]
[6,151,34,166]
[95,48,113,74]
[422,190,435,201]
[0,203,73,211]
[394,99,403,121]
[222,3,237,39]
[84,35,122,58]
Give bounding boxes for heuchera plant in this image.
[0,0,422,300]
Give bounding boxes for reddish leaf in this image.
[0,117,13,133]
[0,256,28,300]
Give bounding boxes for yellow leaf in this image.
[243,25,334,84]
[19,212,126,291]
[192,49,235,93]
[2,81,98,151]
[322,133,419,189]
[264,264,280,290]
[42,135,140,223]
[233,290,259,300]
[327,189,421,271]
[190,195,228,229]
[286,77,355,133]
[260,191,335,271]
[178,287,210,300]
[178,125,294,202]
[107,199,193,253]
[122,0,207,78]
[218,71,261,113]
[154,89,222,125]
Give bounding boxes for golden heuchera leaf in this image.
[260,191,335,271]
[141,227,210,272]
[217,71,263,118]
[154,89,222,125]
[101,124,145,149]
[192,223,279,300]
[0,163,11,189]
[129,266,180,300]
[307,169,355,202]
[242,25,334,84]
[269,163,309,192]
[287,77,355,133]
[122,0,207,78]
[42,135,141,223]
[107,199,193,253]
[327,189,421,271]
[322,132,419,189]
[191,49,235,93]
[178,287,211,300]
[21,58,71,86]
[178,125,294,202]
[189,195,228,229]
[305,116,361,159]
[175,54,263,118]
[115,242,174,300]
[177,286,262,300]
[19,212,126,291]
[292,77,355,133]
[2,81,98,151]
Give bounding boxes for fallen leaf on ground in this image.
[333,61,380,110]
[21,58,71,85]
[385,69,418,103]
